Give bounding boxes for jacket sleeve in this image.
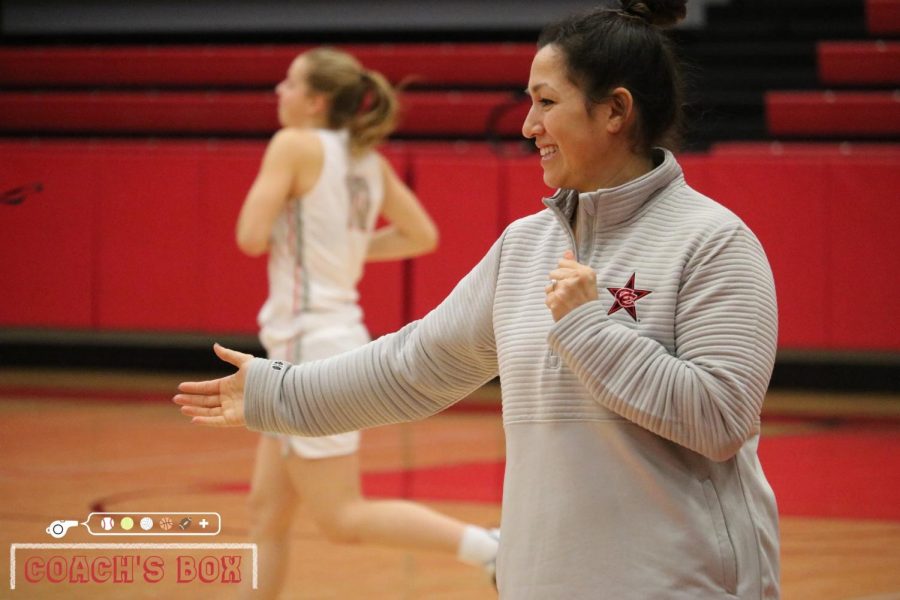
[244,233,504,436]
[547,221,777,462]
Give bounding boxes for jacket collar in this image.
[542,148,682,230]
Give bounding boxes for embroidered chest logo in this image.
[606,273,652,321]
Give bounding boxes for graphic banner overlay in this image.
[83,513,222,536]
[10,543,258,590]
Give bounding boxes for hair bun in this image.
[621,0,687,27]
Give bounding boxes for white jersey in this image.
[258,129,383,352]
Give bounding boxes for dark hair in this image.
[303,47,398,155]
[537,0,688,152]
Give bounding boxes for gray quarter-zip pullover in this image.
[246,148,780,599]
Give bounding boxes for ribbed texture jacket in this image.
[246,149,781,599]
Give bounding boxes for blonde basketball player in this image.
[235,48,498,599]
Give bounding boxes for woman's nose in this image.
[521,105,542,139]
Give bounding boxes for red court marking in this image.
[363,426,900,518]
[207,464,507,503]
[362,461,505,504]
[362,426,900,520]
[81,426,900,521]
[4,386,896,519]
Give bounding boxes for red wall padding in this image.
[355,146,408,336]
[198,142,269,334]
[818,41,900,86]
[827,157,900,350]
[408,151,502,319]
[672,154,711,200]
[696,157,831,349]
[0,142,97,328]
[766,91,900,137]
[1,140,898,351]
[0,44,534,88]
[501,156,553,226]
[94,143,206,330]
[0,140,406,337]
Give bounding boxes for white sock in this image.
[457,525,500,566]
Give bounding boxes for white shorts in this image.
[263,323,369,459]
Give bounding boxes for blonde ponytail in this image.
[302,47,398,155]
[348,69,398,155]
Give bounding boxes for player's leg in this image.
[241,434,298,600]
[286,322,498,570]
[284,447,499,568]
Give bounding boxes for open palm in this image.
[173,343,254,427]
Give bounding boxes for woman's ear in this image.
[306,92,329,118]
[605,87,634,134]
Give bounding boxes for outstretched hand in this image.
[173,343,254,427]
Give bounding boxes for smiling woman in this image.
[523,44,642,193]
[523,0,685,192]
[176,2,784,598]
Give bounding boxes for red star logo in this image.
[606,273,652,321]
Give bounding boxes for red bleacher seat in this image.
[818,41,900,86]
[867,0,900,35]
[0,44,533,88]
[0,90,528,137]
[766,90,900,137]
[0,91,278,134]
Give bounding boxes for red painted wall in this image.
[1,141,898,350]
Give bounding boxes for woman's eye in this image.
[539,98,554,107]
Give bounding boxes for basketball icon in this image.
[158,517,174,531]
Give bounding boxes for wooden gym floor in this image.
[1,367,899,599]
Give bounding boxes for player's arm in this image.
[236,129,323,256]
[365,154,439,261]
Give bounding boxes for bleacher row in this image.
[0,40,898,138]
[0,89,529,138]
[869,0,900,34]
[1,0,898,354]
